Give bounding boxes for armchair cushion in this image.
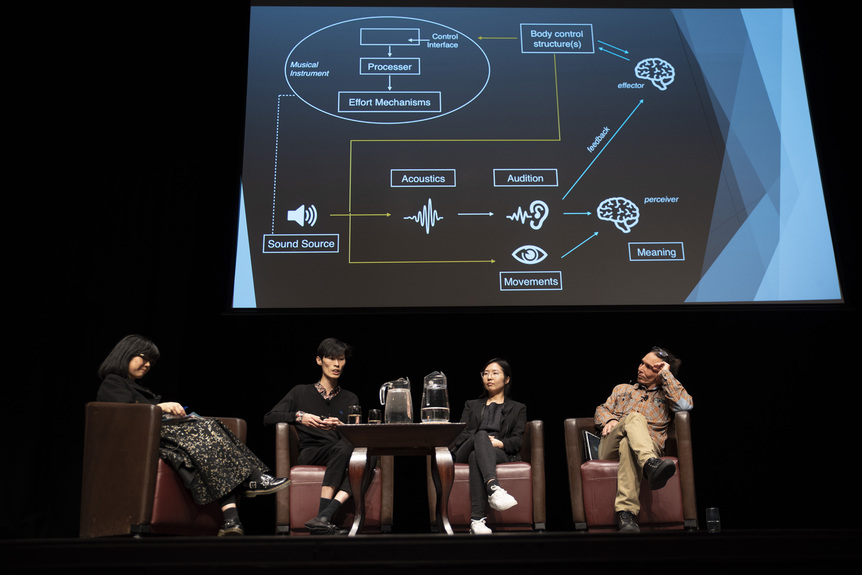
[149,459,224,535]
[444,461,534,531]
[580,457,684,529]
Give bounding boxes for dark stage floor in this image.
[5,529,859,574]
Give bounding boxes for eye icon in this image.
[512,245,548,265]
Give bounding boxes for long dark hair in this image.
[97,334,160,380]
[481,357,513,398]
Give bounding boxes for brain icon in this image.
[597,197,640,233]
[635,57,675,91]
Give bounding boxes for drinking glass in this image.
[348,405,362,424]
[706,507,721,534]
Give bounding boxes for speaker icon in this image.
[286,204,318,227]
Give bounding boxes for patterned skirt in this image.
[159,418,269,505]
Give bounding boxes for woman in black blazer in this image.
[450,358,527,534]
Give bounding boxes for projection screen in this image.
[232,2,842,309]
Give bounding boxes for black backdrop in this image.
[15,1,855,538]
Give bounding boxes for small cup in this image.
[368,409,382,424]
[348,405,362,424]
[706,507,721,534]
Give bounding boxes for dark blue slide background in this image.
[234,5,841,309]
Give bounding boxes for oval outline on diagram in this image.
[285,16,492,125]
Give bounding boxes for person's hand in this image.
[301,414,328,428]
[652,361,671,378]
[601,420,618,437]
[302,414,341,429]
[158,402,186,416]
[488,435,505,449]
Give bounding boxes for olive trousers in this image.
[597,412,662,514]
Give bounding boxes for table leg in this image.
[431,446,455,535]
[347,447,370,536]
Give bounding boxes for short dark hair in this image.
[316,337,353,359]
[651,346,681,377]
[98,334,160,380]
[481,357,513,397]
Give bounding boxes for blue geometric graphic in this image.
[676,9,841,302]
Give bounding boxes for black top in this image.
[451,397,527,457]
[263,383,359,451]
[97,374,161,405]
[478,401,503,435]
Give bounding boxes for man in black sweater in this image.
[264,338,358,534]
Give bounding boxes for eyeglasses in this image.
[481,371,503,378]
[651,347,669,359]
[138,353,156,365]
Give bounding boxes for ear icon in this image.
[529,200,549,230]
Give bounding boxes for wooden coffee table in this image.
[337,422,466,535]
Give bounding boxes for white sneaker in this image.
[487,485,518,511]
[470,517,492,534]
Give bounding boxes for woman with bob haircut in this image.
[96,334,289,536]
[450,358,527,534]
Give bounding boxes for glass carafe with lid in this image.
[420,371,450,423]
[378,377,413,423]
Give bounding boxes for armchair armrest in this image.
[80,402,162,538]
[669,411,697,528]
[274,422,294,531]
[525,421,546,528]
[564,417,595,530]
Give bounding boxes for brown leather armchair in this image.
[426,420,546,532]
[564,411,696,531]
[79,402,247,538]
[274,422,394,534]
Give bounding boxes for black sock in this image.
[246,469,264,487]
[223,506,240,522]
[486,479,501,491]
[221,494,240,522]
[318,497,332,515]
[320,499,342,522]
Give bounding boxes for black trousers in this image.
[455,430,510,519]
[299,438,378,497]
[299,438,353,494]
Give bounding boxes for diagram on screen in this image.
[236,6,840,307]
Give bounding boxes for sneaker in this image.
[487,485,517,511]
[470,517,492,534]
[643,458,676,490]
[615,511,639,533]
[244,474,290,498]
[217,517,244,536]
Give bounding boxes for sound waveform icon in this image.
[404,198,444,234]
[507,206,532,224]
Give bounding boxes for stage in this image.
[9,1,857,573]
[5,529,859,574]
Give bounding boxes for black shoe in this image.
[218,517,244,536]
[644,458,676,490]
[615,511,640,533]
[305,516,348,535]
[244,475,290,498]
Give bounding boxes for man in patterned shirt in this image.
[594,346,693,532]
